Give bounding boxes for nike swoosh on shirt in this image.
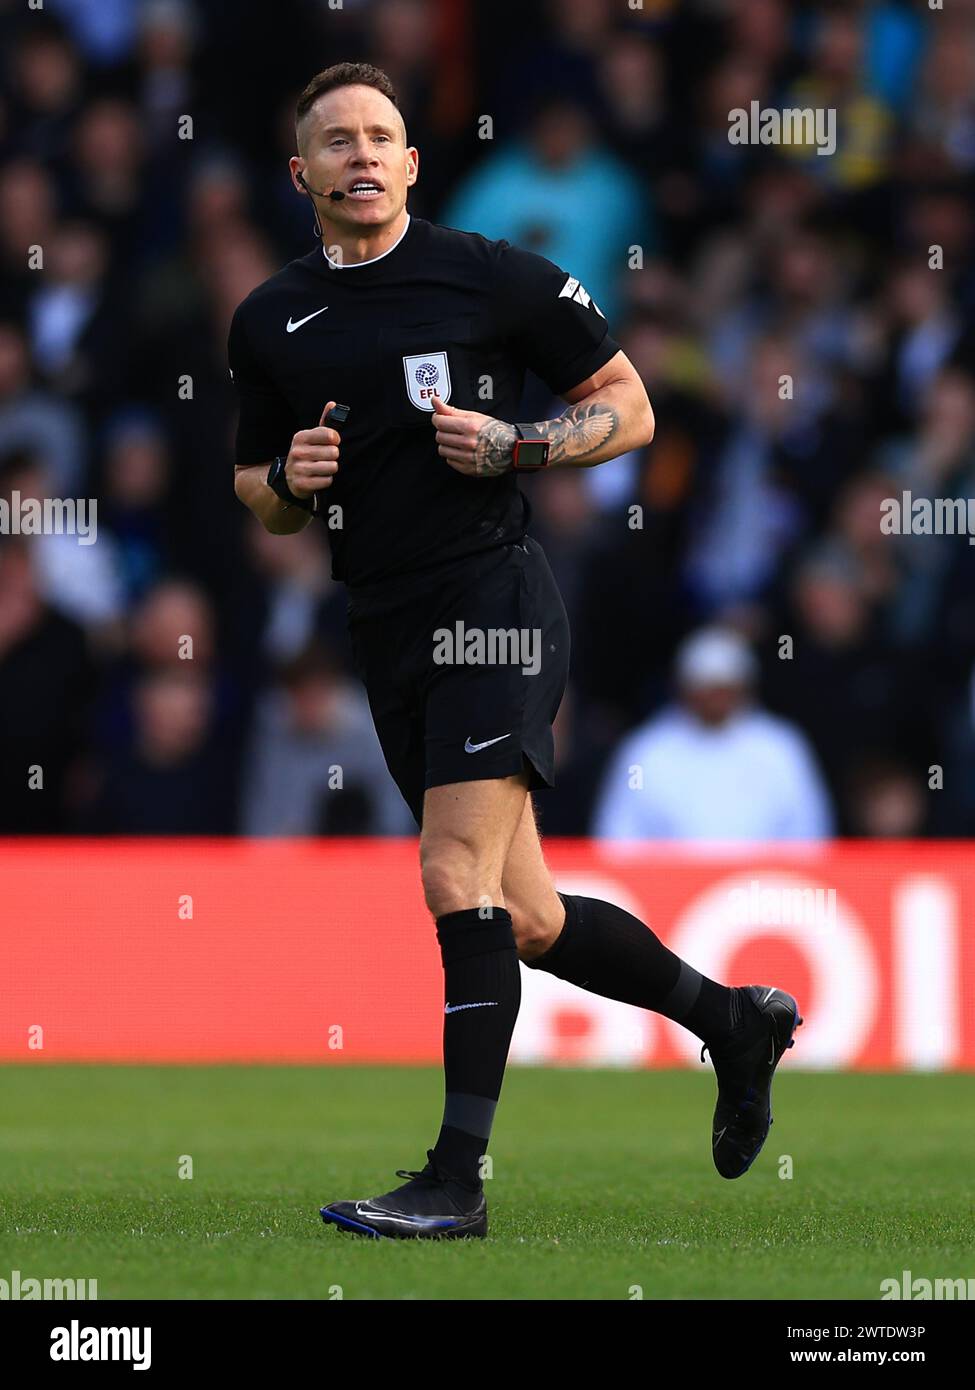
[286,306,329,332]
[464,734,511,753]
[445,1001,498,1014]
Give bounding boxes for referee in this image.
[230,63,802,1239]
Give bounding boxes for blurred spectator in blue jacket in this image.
[442,97,650,325]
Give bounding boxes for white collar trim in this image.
[323,214,411,269]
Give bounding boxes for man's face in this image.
[293,84,417,232]
[682,682,746,727]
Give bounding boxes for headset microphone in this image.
[297,172,345,201]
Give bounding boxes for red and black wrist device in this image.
[510,423,550,472]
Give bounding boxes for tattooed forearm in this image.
[533,401,620,465]
[470,401,621,476]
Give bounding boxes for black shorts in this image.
[346,537,570,827]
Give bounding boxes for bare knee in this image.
[507,894,566,962]
[420,834,501,918]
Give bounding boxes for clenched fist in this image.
[285,400,342,499]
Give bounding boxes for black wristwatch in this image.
[266,404,351,513]
[510,423,550,472]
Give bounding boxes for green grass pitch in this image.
[1,1066,972,1300]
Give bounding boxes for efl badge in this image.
[403,351,451,410]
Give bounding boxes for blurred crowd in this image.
[1,0,974,839]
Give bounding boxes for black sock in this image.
[431,907,521,1190]
[525,893,742,1043]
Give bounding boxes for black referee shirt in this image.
[228,215,620,591]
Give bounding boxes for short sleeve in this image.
[227,306,299,468]
[495,241,622,397]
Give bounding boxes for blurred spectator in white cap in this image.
[592,625,834,843]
